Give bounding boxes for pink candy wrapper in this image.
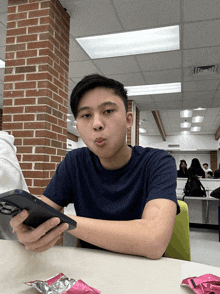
[25,273,101,294]
[181,274,220,294]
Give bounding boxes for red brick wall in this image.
[67,131,78,142]
[3,0,70,196]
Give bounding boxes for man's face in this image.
[76,87,133,164]
[203,164,208,170]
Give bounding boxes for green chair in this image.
[164,200,191,261]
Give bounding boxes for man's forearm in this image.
[67,215,165,259]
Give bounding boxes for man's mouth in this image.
[95,138,105,146]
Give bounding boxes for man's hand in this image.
[10,209,69,253]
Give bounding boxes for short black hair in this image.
[203,163,208,166]
[70,74,128,118]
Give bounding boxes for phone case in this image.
[0,189,77,231]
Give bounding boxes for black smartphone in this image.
[0,189,77,231]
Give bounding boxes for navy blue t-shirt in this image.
[44,146,179,230]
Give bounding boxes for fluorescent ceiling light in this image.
[139,128,147,134]
[191,126,201,132]
[181,131,190,135]
[180,110,192,118]
[126,82,181,96]
[76,25,180,59]
[181,122,191,128]
[0,59,5,68]
[192,116,204,123]
[194,108,206,111]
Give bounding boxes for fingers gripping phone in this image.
[0,189,77,230]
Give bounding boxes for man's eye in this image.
[82,114,91,118]
[104,109,114,114]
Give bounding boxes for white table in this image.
[1,240,220,294]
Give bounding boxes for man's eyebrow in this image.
[77,106,91,115]
[98,101,118,108]
[77,101,118,115]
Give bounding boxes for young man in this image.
[202,163,212,178]
[10,74,179,259]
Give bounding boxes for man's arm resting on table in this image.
[64,198,176,259]
[11,196,176,259]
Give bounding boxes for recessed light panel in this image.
[181,122,191,128]
[126,82,181,96]
[191,127,201,132]
[181,131,190,135]
[180,110,193,118]
[76,25,180,59]
[192,116,204,123]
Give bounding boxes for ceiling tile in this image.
[0,12,7,27]
[0,24,6,47]
[93,56,140,75]
[154,101,182,110]
[132,95,154,104]
[143,69,181,84]
[113,0,180,30]
[183,0,220,22]
[107,72,145,86]
[183,20,220,49]
[183,46,220,68]
[69,0,123,37]
[214,91,220,98]
[183,80,219,92]
[183,91,215,100]
[135,102,155,111]
[152,92,182,102]
[69,38,90,62]
[0,68,4,82]
[69,60,102,78]
[211,99,220,106]
[136,51,181,71]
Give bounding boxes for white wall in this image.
[67,138,86,151]
[140,134,218,151]
[140,134,219,170]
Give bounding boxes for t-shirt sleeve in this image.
[43,153,74,207]
[146,151,180,214]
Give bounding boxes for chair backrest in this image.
[164,200,191,261]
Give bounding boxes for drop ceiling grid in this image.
[0,0,219,137]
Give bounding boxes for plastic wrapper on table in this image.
[25,273,101,294]
[181,274,220,294]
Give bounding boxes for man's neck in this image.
[100,145,132,170]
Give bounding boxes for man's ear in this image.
[126,112,133,128]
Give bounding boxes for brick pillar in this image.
[0,108,2,130]
[3,0,70,196]
[210,151,217,172]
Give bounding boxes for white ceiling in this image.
[0,0,220,138]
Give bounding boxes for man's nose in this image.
[93,115,104,131]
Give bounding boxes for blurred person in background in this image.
[177,159,188,178]
[188,158,205,178]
